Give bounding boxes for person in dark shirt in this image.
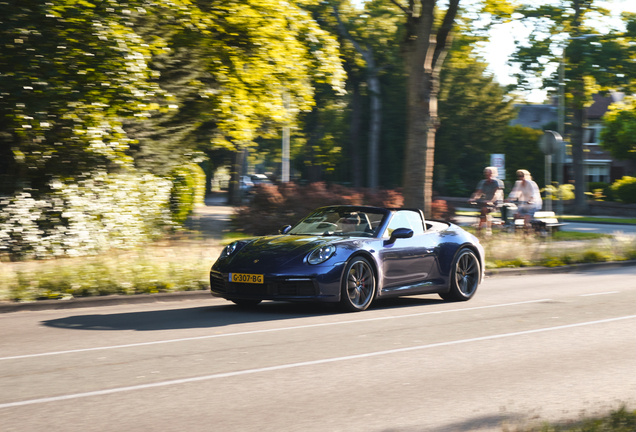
[469,166,504,235]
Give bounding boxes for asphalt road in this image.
[2,267,636,432]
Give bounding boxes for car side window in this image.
[384,210,425,237]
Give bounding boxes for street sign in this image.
[539,130,563,155]
[490,154,505,180]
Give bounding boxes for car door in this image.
[379,210,437,288]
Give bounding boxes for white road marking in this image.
[580,291,620,297]
[1,300,549,361]
[2,313,635,409]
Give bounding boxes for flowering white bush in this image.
[0,171,174,259]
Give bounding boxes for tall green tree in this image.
[0,0,346,202]
[601,96,636,164]
[510,2,636,211]
[435,41,516,195]
[0,0,173,194]
[330,0,403,190]
[391,0,513,216]
[498,125,546,188]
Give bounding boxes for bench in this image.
[514,211,568,233]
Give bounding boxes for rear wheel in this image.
[230,299,262,307]
[341,257,376,312]
[439,249,480,302]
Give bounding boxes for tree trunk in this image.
[571,106,587,212]
[367,66,382,191]
[400,0,458,217]
[332,5,381,191]
[349,79,363,188]
[228,147,245,205]
[569,1,589,213]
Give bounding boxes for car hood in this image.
[223,235,333,271]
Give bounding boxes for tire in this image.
[341,257,376,312]
[230,299,262,307]
[439,249,480,302]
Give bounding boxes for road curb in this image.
[0,290,212,314]
[2,260,635,313]
[485,259,636,277]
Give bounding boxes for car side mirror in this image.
[389,227,413,242]
[279,225,292,235]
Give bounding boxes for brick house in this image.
[510,93,635,185]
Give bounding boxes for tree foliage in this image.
[498,125,545,189]
[435,47,516,194]
[0,0,171,193]
[0,0,346,193]
[0,0,346,258]
[509,1,636,210]
[601,97,636,163]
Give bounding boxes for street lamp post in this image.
[557,49,566,216]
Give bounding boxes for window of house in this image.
[584,124,602,145]
[585,165,610,183]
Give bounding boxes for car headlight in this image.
[220,241,239,259]
[308,245,336,265]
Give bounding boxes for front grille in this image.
[271,280,317,296]
[231,283,268,295]
[210,272,227,293]
[211,275,318,297]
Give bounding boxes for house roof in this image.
[586,92,625,119]
[509,104,557,129]
[510,92,626,129]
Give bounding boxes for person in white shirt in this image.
[506,169,542,230]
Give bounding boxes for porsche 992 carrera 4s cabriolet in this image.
[210,205,485,312]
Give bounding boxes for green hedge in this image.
[169,164,206,225]
[611,176,636,204]
[587,182,615,202]
[0,171,174,260]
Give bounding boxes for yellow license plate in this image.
[229,273,264,284]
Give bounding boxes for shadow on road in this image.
[41,296,445,332]
[381,413,525,432]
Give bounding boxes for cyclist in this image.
[506,169,542,231]
[469,166,504,235]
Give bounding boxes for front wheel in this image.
[341,257,376,312]
[439,249,480,302]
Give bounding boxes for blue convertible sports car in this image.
[210,205,485,312]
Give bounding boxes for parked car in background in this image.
[250,174,272,186]
[239,176,254,191]
[210,205,485,312]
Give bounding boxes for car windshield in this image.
[288,207,388,238]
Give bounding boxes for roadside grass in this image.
[481,231,636,269]
[0,242,223,302]
[559,215,636,224]
[457,210,488,217]
[456,210,636,225]
[551,231,612,241]
[1,227,635,302]
[512,406,636,432]
[463,226,611,241]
